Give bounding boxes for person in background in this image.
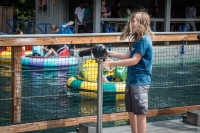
[111,0,123,31]
[170,9,179,31]
[32,45,46,56]
[102,11,154,133]
[52,21,74,49]
[15,30,26,56]
[101,0,107,25]
[74,1,85,33]
[52,21,74,34]
[185,1,200,31]
[83,1,93,33]
[124,7,132,18]
[101,0,111,33]
[32,45,57,57]
[0,30,26,52]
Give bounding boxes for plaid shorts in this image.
[125,85,149,114]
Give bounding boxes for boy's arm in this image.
[74,8,81,24]
[102,53,142,67]
[107,50,130,59]
[83,13,92,23]
[62,21,74,28]
[42,46,49,51]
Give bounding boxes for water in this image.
[0,61,200,132]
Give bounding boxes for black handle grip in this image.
[78,50,91,57]
[197,34,200,40]
[78,44,106,58]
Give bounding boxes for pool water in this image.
[0,61,200,132]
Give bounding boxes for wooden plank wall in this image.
[0,6,13,33]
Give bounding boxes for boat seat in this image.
[57,46,70,57]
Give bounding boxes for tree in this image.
[0,0,35,21]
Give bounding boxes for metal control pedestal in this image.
[78,122,97,133]
[186,110,200,126]
[78,59,103,133]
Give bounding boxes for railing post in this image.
[11,46,22,123]
[74,19,78,33]
[93,0,101,33]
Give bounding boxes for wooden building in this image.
[35,0,69,34]
[35,0,200,34]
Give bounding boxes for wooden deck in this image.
[70,119,200,133]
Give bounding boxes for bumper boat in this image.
[22,47,78,68]
[22,56,78,67]
[67,59,127,100]
[0,50,32,63]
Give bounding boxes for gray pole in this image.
[97,59,103,133]
[164,0,171,32]
[93,0,101,33]
[164,0,171,44]
[66,0,69,22]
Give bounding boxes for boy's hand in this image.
[106,49,111,56]
[102,58,114,67]
[82,19,85,24]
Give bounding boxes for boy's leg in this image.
[189,22,196,31]
[128,112,138,133]
[44,49,54,57]
[126,85,149,133]
[104,22,109,33]
[44,50,51,57]
[137,114,146,133]
[52,49,57,56]
[125,85,138,133]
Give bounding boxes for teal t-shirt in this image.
[126,34,153,85]
[84,7,92,23]
[32,46,44,56]
[56,22,67,34]
[55,22,74,34]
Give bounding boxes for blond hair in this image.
[120,11,154,41]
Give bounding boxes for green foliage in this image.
[0,0,35,21]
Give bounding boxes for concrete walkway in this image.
[70,119,200,133]
[103,119,200,133]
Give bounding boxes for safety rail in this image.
[99,18,200,32]
[0,32,199,45]
[6,19,34,34]
[37,23,52,34]
[0,32,200,133]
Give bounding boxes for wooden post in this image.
[11,46,22,123]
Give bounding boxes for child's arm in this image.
[62,21,74,28]
[102,53,142,67]
[83,12,92,23]
[107,50,130,59]
[42,46,49,52]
